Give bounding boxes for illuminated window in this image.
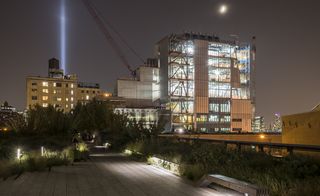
[71,90,74,95]
[71,103,74,108]
[209,115,219,122]
[66,98,69,101]
[42,89,49,93]
[66,104,69,108]
[71,84,74,88]
[86,95,89,100]
[53,90,57,94]
[57,97,62,101]
[42,103,48,107]
[196,115,207,122]
[53,83,56,87]
[31,89,37,92]
[42,96,48,101]
[220,115,230,122]
[71,97,74,102]
[42,82,48,87]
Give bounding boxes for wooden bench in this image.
[199,174,268,196]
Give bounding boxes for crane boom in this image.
[81,0,136,77]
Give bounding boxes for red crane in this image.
[81,0,144,77]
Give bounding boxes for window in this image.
[31,88,37,92]
[196,115,207,122]
[66,84,68,87]
[42,103,48,107]
[86,95,89,100]
[71,84,74,88]
[56,83,62,87]
[221,127,230,132]
[31,96,37,100]
[53,83,56,87]
[32,82,37,86]
[42,89,49,93]
[81,90,84,93]
[66,98,69,101]
[220,101,230,113]
[57,97,62,101]
[71,103,74,108]
[220,115,230,122]
[209,103,219,112]
[42,81,48,87]
[71,90,74,95]
[71,97,74,102]
[209,115,219,122]
[42,96,48,101]
[232,128,242,132]
[53,90,57,94]
[86,90,89,93]
[93,91,95,94]
[66,104,69,108]
[232,118,242,122]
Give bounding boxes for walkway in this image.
[0,153,224,196]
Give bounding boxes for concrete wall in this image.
[282,111,320,145]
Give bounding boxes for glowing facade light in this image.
[259,134,265,139]
[219,4,228,14]
[60,0,66,73]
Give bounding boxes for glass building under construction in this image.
[156,33,255,133]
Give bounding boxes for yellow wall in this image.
[282,111,320,145]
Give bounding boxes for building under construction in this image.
[156,33,256,133]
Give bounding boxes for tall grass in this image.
[127,139,320,196]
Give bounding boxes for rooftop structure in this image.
[26,58,103,112]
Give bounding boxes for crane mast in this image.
[82,0,136,77]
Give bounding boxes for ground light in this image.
[17,148,21,160]
[41,146,45,156]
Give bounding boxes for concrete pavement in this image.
[0,153,225,196]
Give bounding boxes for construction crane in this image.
[81,0,144,77]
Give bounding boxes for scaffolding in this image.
[158,33,254,132]
[168,35,194,130]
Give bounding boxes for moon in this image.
[219,4,228,14]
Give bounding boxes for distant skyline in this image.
[1,0,320,124]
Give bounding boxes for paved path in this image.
[0,153,225,196]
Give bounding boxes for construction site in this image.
[76,0,257,133]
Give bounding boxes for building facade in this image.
[115,61,160,128]
[282,105,320,145]
[26,58,101,112]
[252,116,266,132]
[156,33,255,133]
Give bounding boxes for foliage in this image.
[127,139,320,196]
[25,104,72,135]
[0,148,72,179]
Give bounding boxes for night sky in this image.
[1,0,320,124]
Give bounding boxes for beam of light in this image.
[60,0,66,73]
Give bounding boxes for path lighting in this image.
[41,146,45,156]
[17,148,21,160]
[177,128,184,134]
